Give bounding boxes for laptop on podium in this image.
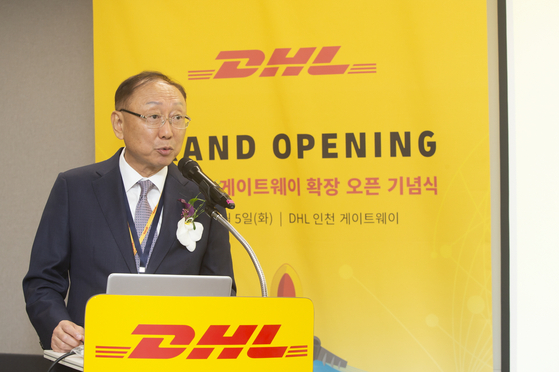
[44,274,232,370]
[106,273,233,297]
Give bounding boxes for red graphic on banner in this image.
[278,274,296,297]
[188,46,376,80]
[95,323,308,360]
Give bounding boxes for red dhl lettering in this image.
[187,46,377,80]
[94,324,308,360]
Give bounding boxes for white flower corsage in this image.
[176,196,205,252]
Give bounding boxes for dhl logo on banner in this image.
[84,295,314,371]
[95,324,308,360]
[189,46,376,79]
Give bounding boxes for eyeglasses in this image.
[119,109,191,129]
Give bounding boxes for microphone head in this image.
[178,157,199,180]
[177,157,236,210]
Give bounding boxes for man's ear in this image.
[111,111,124,140]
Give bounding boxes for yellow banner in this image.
[94,1,492,371]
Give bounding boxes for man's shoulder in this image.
[57,150,121,181]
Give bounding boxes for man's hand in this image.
[51,320,84,353]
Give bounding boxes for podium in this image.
[81,295,314,371]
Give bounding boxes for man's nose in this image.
[158,119,174,137]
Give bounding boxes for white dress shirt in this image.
[119,148,167,233]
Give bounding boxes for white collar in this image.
[119,148,168,193]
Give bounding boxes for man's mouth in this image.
[156,147,173,156]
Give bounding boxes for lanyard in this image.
[122,183,164,272]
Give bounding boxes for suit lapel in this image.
[92,150,137,273]
[146,164,189,274]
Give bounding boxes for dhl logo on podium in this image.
[84,295,314,371]
[95,324,308,360]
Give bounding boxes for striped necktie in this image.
[134,180,158,270]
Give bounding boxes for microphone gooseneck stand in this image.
[205,204,268,297]
[178,157,267,297]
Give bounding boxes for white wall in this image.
[508,0,559,371]
[0,0,94,353]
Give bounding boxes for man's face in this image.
[111,80,187,177]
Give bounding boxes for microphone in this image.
[178,157,235,210]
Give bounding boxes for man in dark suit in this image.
[22,71,236,352]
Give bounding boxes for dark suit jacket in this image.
[22,149,235,349]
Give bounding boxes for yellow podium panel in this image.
[84,295,313,371]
